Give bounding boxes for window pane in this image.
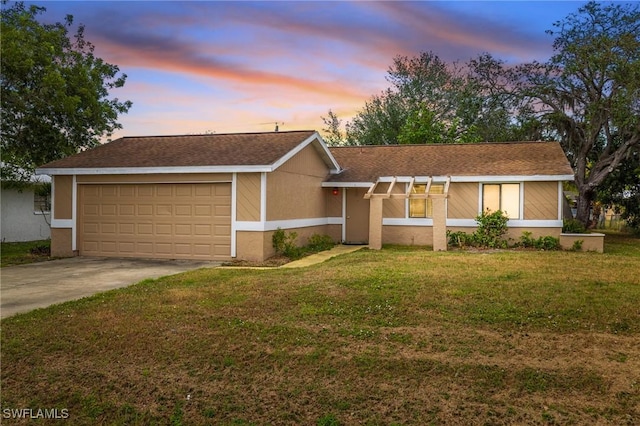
[501,184,520,219]
[410,199,426,217]
[483,184,500,213]
[410,184,426,217]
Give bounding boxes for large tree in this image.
[1,2,131,182]
[512,1,640,226]
[325,51,545,147]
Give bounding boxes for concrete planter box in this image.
[560,233,605,253]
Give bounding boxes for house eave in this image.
[322,175,575,186]
[271,131,342,174]
[36,165,275,176]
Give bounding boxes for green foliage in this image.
[446,230,474,249]
[1,2,132,182]
[272,228,300,259]
[335,2,640,229]
[273,229,336,260]
[563,218,587,234]
[447,210,509,249]
[321,109,346,146]
[317,413,341,426]
[1,240,51,267]
[598,148,640,232]
[397,105,481,145]
[473,210,510,248]
[342,51,528,145]
[571,240,584,251]
[307,233,335,252]
[518,232,561,251]
[515,1,640,225]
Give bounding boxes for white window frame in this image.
[480,182,523,220]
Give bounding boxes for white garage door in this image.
[79,183,231,260]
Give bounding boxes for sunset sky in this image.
[26,1,592,139]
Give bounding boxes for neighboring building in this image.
[37,131,574,261]
[1,175,52,242]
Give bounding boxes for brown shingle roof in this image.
[327,141,573,182]
[38,131,317,169]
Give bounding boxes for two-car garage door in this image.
[78,183,231,260]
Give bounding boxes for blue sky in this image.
[23,1,593,138]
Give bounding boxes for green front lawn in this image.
[0,239,51,267]
[1,234,639,424]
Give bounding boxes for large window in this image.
[409,184,444,218]
[482,183,520,219]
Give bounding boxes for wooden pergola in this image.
[364,176,451,251]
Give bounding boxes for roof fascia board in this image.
[321,182,373,188]
[270,132,341,173]
[36,165,273,176]
[375,175,575,183]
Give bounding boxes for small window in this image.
[409,184,444,218]
[34,193,51,213]
[482,183,520,219]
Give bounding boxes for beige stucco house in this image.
[37,130,574,261]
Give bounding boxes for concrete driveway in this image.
[0,257,219,319]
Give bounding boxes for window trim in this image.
[480,182,523,220]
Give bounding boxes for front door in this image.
[345,187,370,244]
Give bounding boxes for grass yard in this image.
[0,240,51,267]
[1,233,639,425]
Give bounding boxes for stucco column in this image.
[431,195,447,251]
[368,197,383,250]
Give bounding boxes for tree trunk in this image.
[575,189,593,227]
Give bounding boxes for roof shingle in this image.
[38,131,317,169]
[327,141,573,182]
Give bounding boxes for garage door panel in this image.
[175,244,192,255]
[119,242,135,253]
[101,223,117,234]
[119,204,135,216]
[155,205,172,215]
[137,223,153,235]
[119,186,135,197]
[137,242,153,254]
[102,187,118,197]
[176,186,192,197]
[155,223,172,235]
[175,224,192,235]
[175,205,192,216]
[137,186,154,197]
[194,224,211,235]
[84,205,99,216]
[119,223,135,234]
[100,241,117,254]
[79,183,231,260]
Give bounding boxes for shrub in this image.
[518,231,560,250]
[307,233,335,252]
[474,209,509,248]
[272,228,301,259]
[563,218,587,234]
[447,230,473,248]
[447,210,509,249]
[537,235,561,250]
